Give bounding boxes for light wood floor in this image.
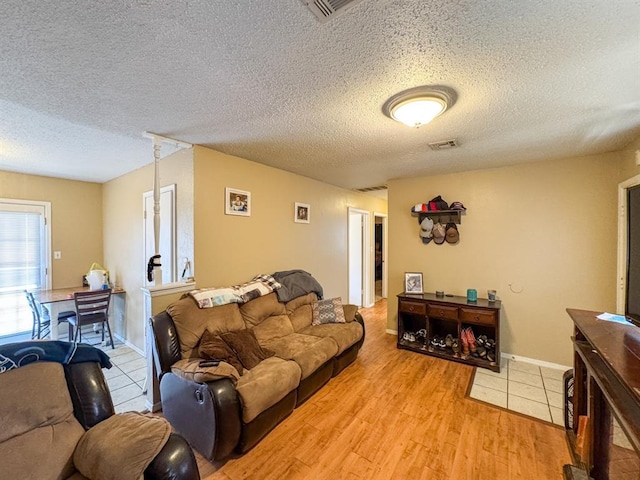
[195,299,572,480]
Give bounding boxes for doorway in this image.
[374,213,388,301]
[348,208,371,307]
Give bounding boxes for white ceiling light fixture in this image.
[383,86,457,128]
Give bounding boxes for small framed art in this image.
[404,272,423,294]
[294,202,310,223]
[225,188,251,216]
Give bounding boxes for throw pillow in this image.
[198,330,244,375]
[219,329,274,370]
[311,297,346,326]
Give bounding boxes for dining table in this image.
[33,286,125,340]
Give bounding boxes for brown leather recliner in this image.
[0,343,200,480]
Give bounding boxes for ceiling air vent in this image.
[301,0,365,22]
[428,139,459,151]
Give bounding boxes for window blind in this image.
[0,211,43,293]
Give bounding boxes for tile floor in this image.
[59,326,148,414]
[469,357,569,425]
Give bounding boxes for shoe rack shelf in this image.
[397,293,502,373]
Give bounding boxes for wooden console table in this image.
[565,308,640,479]
[397,293,501,372]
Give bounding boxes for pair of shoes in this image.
[486,350,496,362]
[460,329,470,356]
[402,331,416,343]
[445,334,454,348]
[464,327,478,353]
[416,329,427,343]
[430,335,446,350]
[451,338,460,355]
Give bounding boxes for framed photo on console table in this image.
[404,272,423,294]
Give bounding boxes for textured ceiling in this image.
[0,0,639,188]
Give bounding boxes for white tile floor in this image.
[56,326,148,414]
[469,357,569,425]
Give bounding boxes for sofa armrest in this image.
[64,362,115,429]
[150,311,183,378]
[355,311,365,349]
[144,433,200,480]
[160,372,242,461]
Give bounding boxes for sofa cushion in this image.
[235,357,301,423]
[0,362,84,479]
[167,296,245,358]
[312,297,346,325]
[74,412,171,480]
[199,329,245,374]
[171,358,241,384]
[300,321,364,355]
[220,328,275,370]
[285,292,318,331]
[263,333,338,379]
[239,293,294,342]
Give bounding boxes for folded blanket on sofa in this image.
[190,274,282,308]
[0,341,112,374]
[272,270,324,302]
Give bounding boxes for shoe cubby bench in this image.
[397,292,502,372]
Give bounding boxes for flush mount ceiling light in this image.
[382,85,457,128]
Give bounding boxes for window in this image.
[0,199,51,337]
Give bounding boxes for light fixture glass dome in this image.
[382,85,456,128]
[390,97,447,127]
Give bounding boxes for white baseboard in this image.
[386,329,398,335]
[113,333,145,357]
[501,352,571,371]
[146,400,162,413]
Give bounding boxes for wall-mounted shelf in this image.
[412,209,465,225]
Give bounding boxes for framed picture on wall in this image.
[294,202,310,223]
[404,272,423,294]
[225,188,251,216]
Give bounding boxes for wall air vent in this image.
[355,185,387,193]
[428,139,459,151]
[300,0,365,22]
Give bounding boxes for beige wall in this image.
[618,136,640,182]
[0,171,103,288]
[388,152,621,366]
[102,148,194,350]
[193,146,387,301]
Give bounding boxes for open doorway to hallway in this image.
[374,213,387,302]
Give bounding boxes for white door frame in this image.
[374,212,388,299]
[348,207,372,307]
[143,184,177,285]
[617,174,640,313]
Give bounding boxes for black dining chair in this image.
[67,289,114,349]
[24,291,75,339]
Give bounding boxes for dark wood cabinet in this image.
[565,309,640,479]
[397,292,502,372]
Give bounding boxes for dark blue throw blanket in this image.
[0,341,112,374]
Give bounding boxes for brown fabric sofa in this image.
[150,291,365,461]
[0,352,200,480]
